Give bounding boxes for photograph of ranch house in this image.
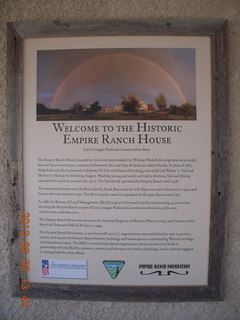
[100,103,155,114]
[37,48,196,121]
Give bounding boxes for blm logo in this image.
[103,261,125,279]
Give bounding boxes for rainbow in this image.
[50,52,186,108]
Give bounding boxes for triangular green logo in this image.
[103,260,125,279]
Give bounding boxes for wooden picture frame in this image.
[7,19,228,302]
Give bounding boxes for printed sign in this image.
[24,35,211,286]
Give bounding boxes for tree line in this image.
[37,92,196,117]
[120,93,196,117]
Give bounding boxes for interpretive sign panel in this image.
[7,19,228,301]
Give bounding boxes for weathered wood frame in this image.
[7,19,228,301]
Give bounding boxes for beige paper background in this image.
[24,36,211,286]
[1,0,239,319]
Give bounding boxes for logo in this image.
[42,260,49,276]
[103,260,125,279]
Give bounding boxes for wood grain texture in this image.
[7,24,26,297]
[9,18,227,38]
[7,18,228,302]
[209,20,228,300]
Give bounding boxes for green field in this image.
[37,111,196,121]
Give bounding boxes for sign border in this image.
[7,18,228,301]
